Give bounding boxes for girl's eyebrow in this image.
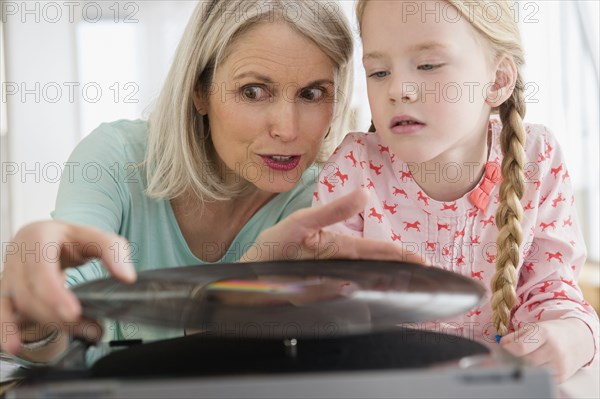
[362,51,386,62]
[363,42,449,62]
[407,41,448,53]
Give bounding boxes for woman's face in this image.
[195,22,337,193]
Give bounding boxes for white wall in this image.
[3,7,81,233]
[2,1,195,235]
[2,0,599,259]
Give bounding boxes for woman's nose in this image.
[269,100,300,141]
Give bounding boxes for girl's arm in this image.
[502,127,598,382]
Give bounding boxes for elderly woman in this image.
[0,0,413,363]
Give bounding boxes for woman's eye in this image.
[241,86,268,101]
[300,87,326,102]
[368,71,389,79]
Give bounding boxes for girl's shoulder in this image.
[490,119,560,160]
[524,122,557,145]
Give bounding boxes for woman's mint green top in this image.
[51,119,318,343]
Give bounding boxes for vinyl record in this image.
[73,259,485,338]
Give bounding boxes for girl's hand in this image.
[0,221,136,357]
[241,189,425,265]
[500,318,595,383]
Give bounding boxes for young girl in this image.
[314,0,598,382]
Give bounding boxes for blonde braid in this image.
[491,76,527,337]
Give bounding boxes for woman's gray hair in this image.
[146,0,354,201]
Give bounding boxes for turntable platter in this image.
[73,260,484,338]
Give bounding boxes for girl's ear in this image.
[486,56,518,108]
[192,89,208,115]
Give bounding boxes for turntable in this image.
[8,260,555,398]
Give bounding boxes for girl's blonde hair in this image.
[356,0,527,337]
[147,0,354,201]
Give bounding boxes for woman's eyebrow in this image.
[233,71,275,83]
[305,79,335,87]
[233,72,334,88]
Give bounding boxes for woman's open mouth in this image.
[261,155,301,171]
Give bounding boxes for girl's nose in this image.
[389,77,418,104]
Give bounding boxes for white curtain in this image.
[519,1,599,259]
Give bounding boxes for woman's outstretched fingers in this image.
[300,188,369,231]
[13,221,136,282]
[248,188,429,264]
[65,224,137,283]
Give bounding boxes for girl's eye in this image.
[418,64,441,71]
[300,87,326,103]
[369,71,389,79]
[241,86,268,101]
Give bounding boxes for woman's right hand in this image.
[0,221,136,359]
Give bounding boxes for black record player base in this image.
[11,328,556,398]
[92,328,489,378]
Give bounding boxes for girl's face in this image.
[195,22,336,194]
[361,0,497,166]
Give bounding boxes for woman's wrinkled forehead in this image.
[217,19,336,75]
[217,18,282,66]
[215,21,337,84]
